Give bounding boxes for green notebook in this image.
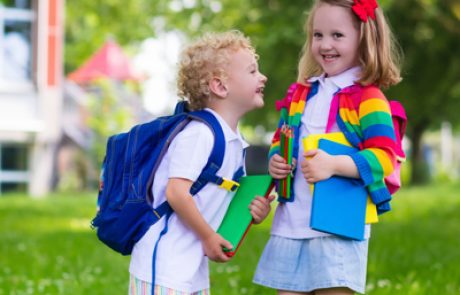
[217,174,274,257]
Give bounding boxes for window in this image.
[1,1,31,9]
[0,1,34,85]
[0,143,29,194]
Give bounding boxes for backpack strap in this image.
[150,109,244,221]
[389,100,407,161]
[188,110,235,195]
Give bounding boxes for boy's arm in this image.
[166,177,232,263]
[249,194,276,224]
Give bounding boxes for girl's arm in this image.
[302,88,397,184]
[348,87,398,209]
[301,149,359,183]
[166,177,232,263]
[351,90,397,185]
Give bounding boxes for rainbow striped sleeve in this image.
[348,87,398,206]
[269,83,310,159]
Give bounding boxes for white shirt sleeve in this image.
[167,121,214,181]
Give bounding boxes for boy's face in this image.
[311,3,360,77]
[223,48,267,113]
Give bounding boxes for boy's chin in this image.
[250,100,265,111]
[255,95,265,107]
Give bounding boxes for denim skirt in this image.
[253,235,368,294]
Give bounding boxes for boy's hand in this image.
[301,149,335,183]
[202,232,233,263]
[269,154,296,179]
[249,194,276,224]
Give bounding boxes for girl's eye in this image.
[333,32,344,38]
[313,32,322,38]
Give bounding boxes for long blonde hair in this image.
[298,0,402,88]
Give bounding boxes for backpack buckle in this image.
[219,178,240,192]
[152,210,161,219]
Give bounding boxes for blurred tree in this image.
[385,0,460,183]
[86,79,134,167]
[65,1,157,73]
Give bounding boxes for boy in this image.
[129,30,271,294]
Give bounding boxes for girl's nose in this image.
[320,39,333,51]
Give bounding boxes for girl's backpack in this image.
[91,101,241,255]
[385,100,407,194]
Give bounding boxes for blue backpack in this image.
[91,101,243,256]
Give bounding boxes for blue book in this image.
[310,139,367,240]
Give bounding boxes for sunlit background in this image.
[1,0,460,294]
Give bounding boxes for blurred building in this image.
[57,40,146,191]
[0,0,64,196]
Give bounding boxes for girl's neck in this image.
[324,66,361,79]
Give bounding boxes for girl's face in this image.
[311,3,361,77]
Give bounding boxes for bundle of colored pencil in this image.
[278,125,294,200]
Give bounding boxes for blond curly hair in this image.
[298,0,402,88]
[177,30,256,110]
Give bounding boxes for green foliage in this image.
[382,0,460,183]
[385,0,460,134]
[65,1,157,73]
[85,79,134,167]
[2,183,460,294]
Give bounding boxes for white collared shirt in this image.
[129,108,248,292]
[271,67,370,239]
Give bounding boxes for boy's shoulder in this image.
[180,119,215,139]
[172,120,215,156]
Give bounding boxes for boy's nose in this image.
[260,73,268,83]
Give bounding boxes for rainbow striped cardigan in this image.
[269,82,398,214]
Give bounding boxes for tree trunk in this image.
[410,124,430,184]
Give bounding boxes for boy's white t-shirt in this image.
[129,108,248,292]
[270,67,370,239]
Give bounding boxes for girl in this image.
[253,0,401,294]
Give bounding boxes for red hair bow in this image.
[352,0,378,22]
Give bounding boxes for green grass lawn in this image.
[1,183,460,294]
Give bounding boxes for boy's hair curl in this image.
[298,0,402,88]
[177,30,256,110]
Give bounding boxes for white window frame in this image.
[0,143,30,194]
[0,5,35,93]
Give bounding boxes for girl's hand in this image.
[249,194,276,224]
[202,232,233,262]
[269,154,296,179]
[301,149,335,183]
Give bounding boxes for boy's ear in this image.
[209,77,228,98]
